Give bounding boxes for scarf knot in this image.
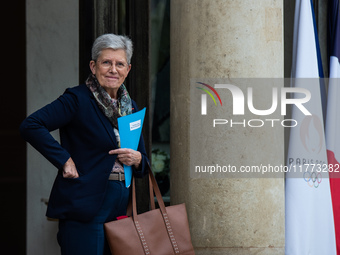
[86,74,132,129]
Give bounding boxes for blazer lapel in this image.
[89,93,119,148]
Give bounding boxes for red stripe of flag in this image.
[328,150,340,255]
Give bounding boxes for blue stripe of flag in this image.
[310,0,327,122]
[328,0,340,60]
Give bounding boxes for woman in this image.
[20,34,148,254]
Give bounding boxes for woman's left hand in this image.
[109,148,142,168]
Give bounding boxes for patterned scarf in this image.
[85,74,132,130]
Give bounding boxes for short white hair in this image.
[91,34,133,64]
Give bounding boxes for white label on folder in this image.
[130,119,141,131]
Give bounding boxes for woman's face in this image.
[90,48,131,98]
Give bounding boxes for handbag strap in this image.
[132,176,150,254]
[125,169,155,217]
[149,173,156,210]
[132,163,180,254]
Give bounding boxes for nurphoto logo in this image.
[195,80,312,128]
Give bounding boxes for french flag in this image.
[326,0,340,253]
[285,0,336,254]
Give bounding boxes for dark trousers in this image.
[57,180,130,255]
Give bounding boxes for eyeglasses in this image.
[98,60,128,70]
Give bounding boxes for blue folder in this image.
[117,107,146,187]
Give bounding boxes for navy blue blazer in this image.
[20,84,148,222]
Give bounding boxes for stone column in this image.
[170,1,284,254]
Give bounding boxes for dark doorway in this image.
[79,0,151,213]
[0,0,27,254]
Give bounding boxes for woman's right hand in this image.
[62,157,79,178]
